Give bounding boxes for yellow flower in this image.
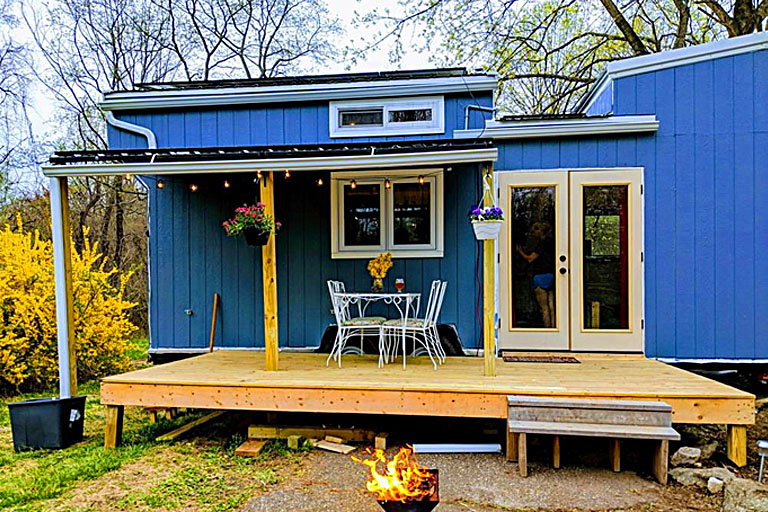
[367,252,393,279]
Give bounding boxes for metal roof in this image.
[49,140,494,166]
[126,68,491,93]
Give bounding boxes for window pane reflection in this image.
[393,182,430,245]
[344,184,380,246]
[510,187,557,328]
[583,185,629,329]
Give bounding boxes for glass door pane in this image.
[582,186,629,330]
[510,186,557,329]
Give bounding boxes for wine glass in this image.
[395,278,405,293]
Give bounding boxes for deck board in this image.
[101,352,754,425]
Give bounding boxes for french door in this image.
[498,169,643,353]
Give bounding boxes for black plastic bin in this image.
[8,395,86,451]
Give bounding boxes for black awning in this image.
[49,140,495,166]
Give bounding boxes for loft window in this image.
[331,170,444,259]
[330,96,444,138]
[339,109,383,127]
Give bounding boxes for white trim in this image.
[329,96,444,138]
[100,75,498,111]
[331,169,445,259]
[608,31,768,79]
[655,357,768,364]
[578,32,768,113]
[42,147,498,177]
[105,111,157,149]
[573,72,612,114]
[453,115,658,140]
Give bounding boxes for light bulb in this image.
[316,178,324,186]
[418,175,425,185]
[350,179,357,189]
[284,169,291,179]
[223,180,231,188]
[190,183,198,192]
[157,179,165,189]
[384,178,391,189]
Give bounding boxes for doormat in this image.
[502,355,580,364]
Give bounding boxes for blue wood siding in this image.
[585,82,613,116]
[496,48,768,360]
[107,93,493,150]
[145,166,482,351]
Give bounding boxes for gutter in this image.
[453,115,658,140]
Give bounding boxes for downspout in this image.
[105,111,157,149]
[464,105,496,131]
[104,111,157,355]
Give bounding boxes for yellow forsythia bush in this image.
[0,217,137,393]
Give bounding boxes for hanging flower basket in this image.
[243,226,271,246]
[222,203,281,246]
[471,219,503,240]
[468,206,504,240]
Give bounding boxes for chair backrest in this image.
[421,280,447,327]
[327,280,349,324]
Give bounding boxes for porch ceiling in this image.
[42,140,498,177]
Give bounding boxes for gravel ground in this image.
[243,449,667,512]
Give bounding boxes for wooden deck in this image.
[102,351,754,425]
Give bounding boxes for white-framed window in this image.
[329,96,444,138]
[331,170,444,259]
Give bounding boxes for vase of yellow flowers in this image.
[367,252,393,293]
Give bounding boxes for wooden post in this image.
[517,432,528,477]
[552,435,561,469]
[482,165,496,377]
[104,405,124,449]
[609,439,621,472]
[50,176,77,398]
[506,431,518,462]
[208,293,220,353]
[652,440,669,484]
[727,424,747,467]
[262,171,279,371]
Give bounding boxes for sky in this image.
[16,0,431,140]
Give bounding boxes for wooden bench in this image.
[507,396,680,483]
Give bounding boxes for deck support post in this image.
[482,164,496,377]
[727,424,747,467]
[262,171,279,371]
[50,176,77,398]
[104,405,124,449]
[552,435,561,468]
[506,431,518,462]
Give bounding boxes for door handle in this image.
[559,267,567,275]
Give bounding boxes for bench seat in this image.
[508,420,680,440]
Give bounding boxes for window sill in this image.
[331,250,444,260]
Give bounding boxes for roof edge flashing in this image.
[453,115,658,140]
[100,75,499,111]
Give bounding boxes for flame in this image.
[351,446,435,502]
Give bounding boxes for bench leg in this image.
[104,405,124,449]
[552,435,561,469]
[609,439,620,472]
[727,425,747,467]
[506,431,518,462]
[518,433,528,477]
[652,440,669,484]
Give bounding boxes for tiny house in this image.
[42,33,765,463]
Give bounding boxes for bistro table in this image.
[333,292,421,369]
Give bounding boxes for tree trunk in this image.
[114,176,124,270]
[599,0,650,55]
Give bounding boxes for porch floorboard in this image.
[101,352,754,425]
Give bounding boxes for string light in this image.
[418,175,425,185]
[125,173,133,180]
[256,170,262,179]
[350,179,357,189]
[223,180,231,188]
[284,169,291,179]
[384,178,391,189]
[156,179,165,189]
[189,183,198,192]
[316,178,324,186]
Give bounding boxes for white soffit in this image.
[99,75,498,111]
[42,148,499,177]
[452,115,659,140]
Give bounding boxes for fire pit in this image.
[352,446,439,512]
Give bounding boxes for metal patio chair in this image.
[381,280,448,370]
[326,280,385,367]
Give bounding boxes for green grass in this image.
[0,343,303,511]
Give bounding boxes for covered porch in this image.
[100,351,754,466]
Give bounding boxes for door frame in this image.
[496,167,645,353]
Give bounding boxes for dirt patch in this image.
[243,449,720,512]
